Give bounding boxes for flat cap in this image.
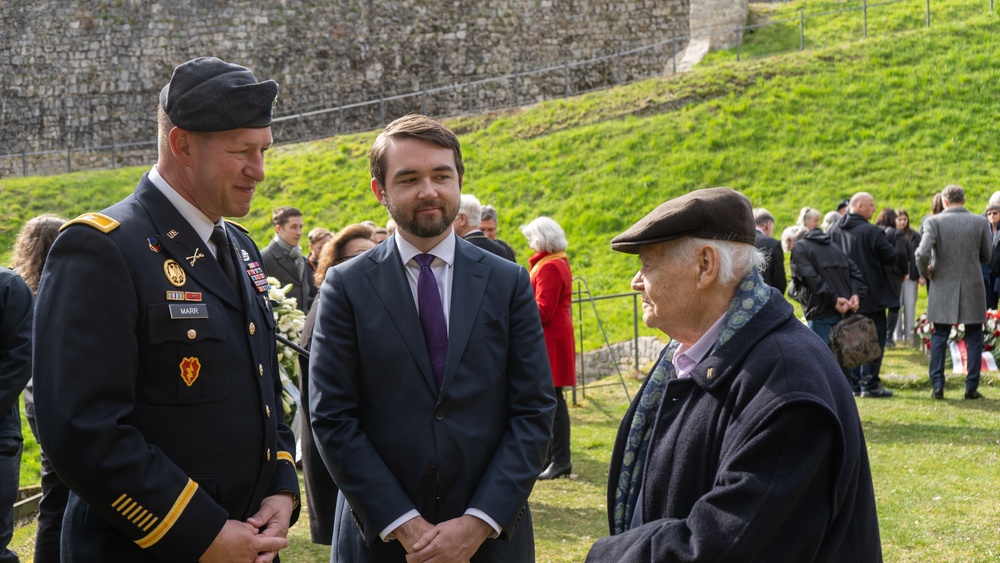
[159,57,278,132]
[611,187,756,254]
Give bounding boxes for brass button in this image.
[266,448,271,461]
[265,405,271,417]
[249,322,256,335]
[187,329,196,340]
[258,364,264,377]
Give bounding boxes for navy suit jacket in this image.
[309,233,555,562]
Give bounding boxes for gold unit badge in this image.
[163,259,186,287]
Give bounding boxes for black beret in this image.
[611,187,756,254]
[159,57,278,132]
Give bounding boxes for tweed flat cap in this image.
[159,57,278,132]
[610,187,756,254]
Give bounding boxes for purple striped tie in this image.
[415,253,447,389]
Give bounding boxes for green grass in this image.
[6,3,1000,560]
[3,12,998,346]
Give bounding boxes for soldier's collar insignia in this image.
[148,237,161,253]
[167,229,180,239]
[187,248,205,267]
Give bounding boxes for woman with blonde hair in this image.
[10,213,66,563]
[522,216,576,480]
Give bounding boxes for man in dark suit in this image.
[753,208,787,295]
[453,194,514,261]
[916,184,992,400]
[480,204,518,262]
[587,188,881,561]
[309,114,555,562]
[262,206,313,311]
[32,57,298,562]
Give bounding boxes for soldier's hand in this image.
[247,493,295,563]
[199,520,288,563]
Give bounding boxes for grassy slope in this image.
[6,4,1000,559]
[4,15,1000,340]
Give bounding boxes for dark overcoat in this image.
[587,291,882,562]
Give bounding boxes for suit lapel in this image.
[134,180,242,310]
[365,241,439,392]
[443,238,491,392]
[272,250,301,282]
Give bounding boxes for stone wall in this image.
[0,0,694,176]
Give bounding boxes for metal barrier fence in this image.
[571,279,643,403]
[1,0,991,178]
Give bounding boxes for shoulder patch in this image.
[61,213,120,233]
[224,219,249,233]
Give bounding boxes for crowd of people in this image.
[6,54,994,562]
[753,189,996,401]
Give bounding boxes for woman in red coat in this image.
[523,217,576,480]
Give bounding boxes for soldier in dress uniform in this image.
[32,57,299,562]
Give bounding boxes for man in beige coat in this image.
[916,184,992,399]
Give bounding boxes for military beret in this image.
[610,187,756,254]
[159,57,278,132]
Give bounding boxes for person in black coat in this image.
[0,268,32,563]
[32,57,299,562]
[753,208,787,295]
[588,188,882,562]
[828,193,899,398]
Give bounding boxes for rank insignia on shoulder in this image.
[180,357,201,386]
[224,219,249,233]
[61,213,120,233]
[163,259,186,287]
[148,237,161,253]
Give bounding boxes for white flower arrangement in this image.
[267,277,306,424]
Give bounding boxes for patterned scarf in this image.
[612,268,771,534]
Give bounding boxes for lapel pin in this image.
[148,237,161,253]
[186,248,205,267]
[167,229,179,239]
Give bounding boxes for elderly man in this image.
[587,188,881,562]
[453,194,511,260]
[916,184,992,399]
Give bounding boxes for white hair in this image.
[521,216,568,253]
[664,237,765,286]
[781,225,808,253]
[458,194,482,228]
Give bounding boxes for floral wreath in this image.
[914,310,1000,362]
